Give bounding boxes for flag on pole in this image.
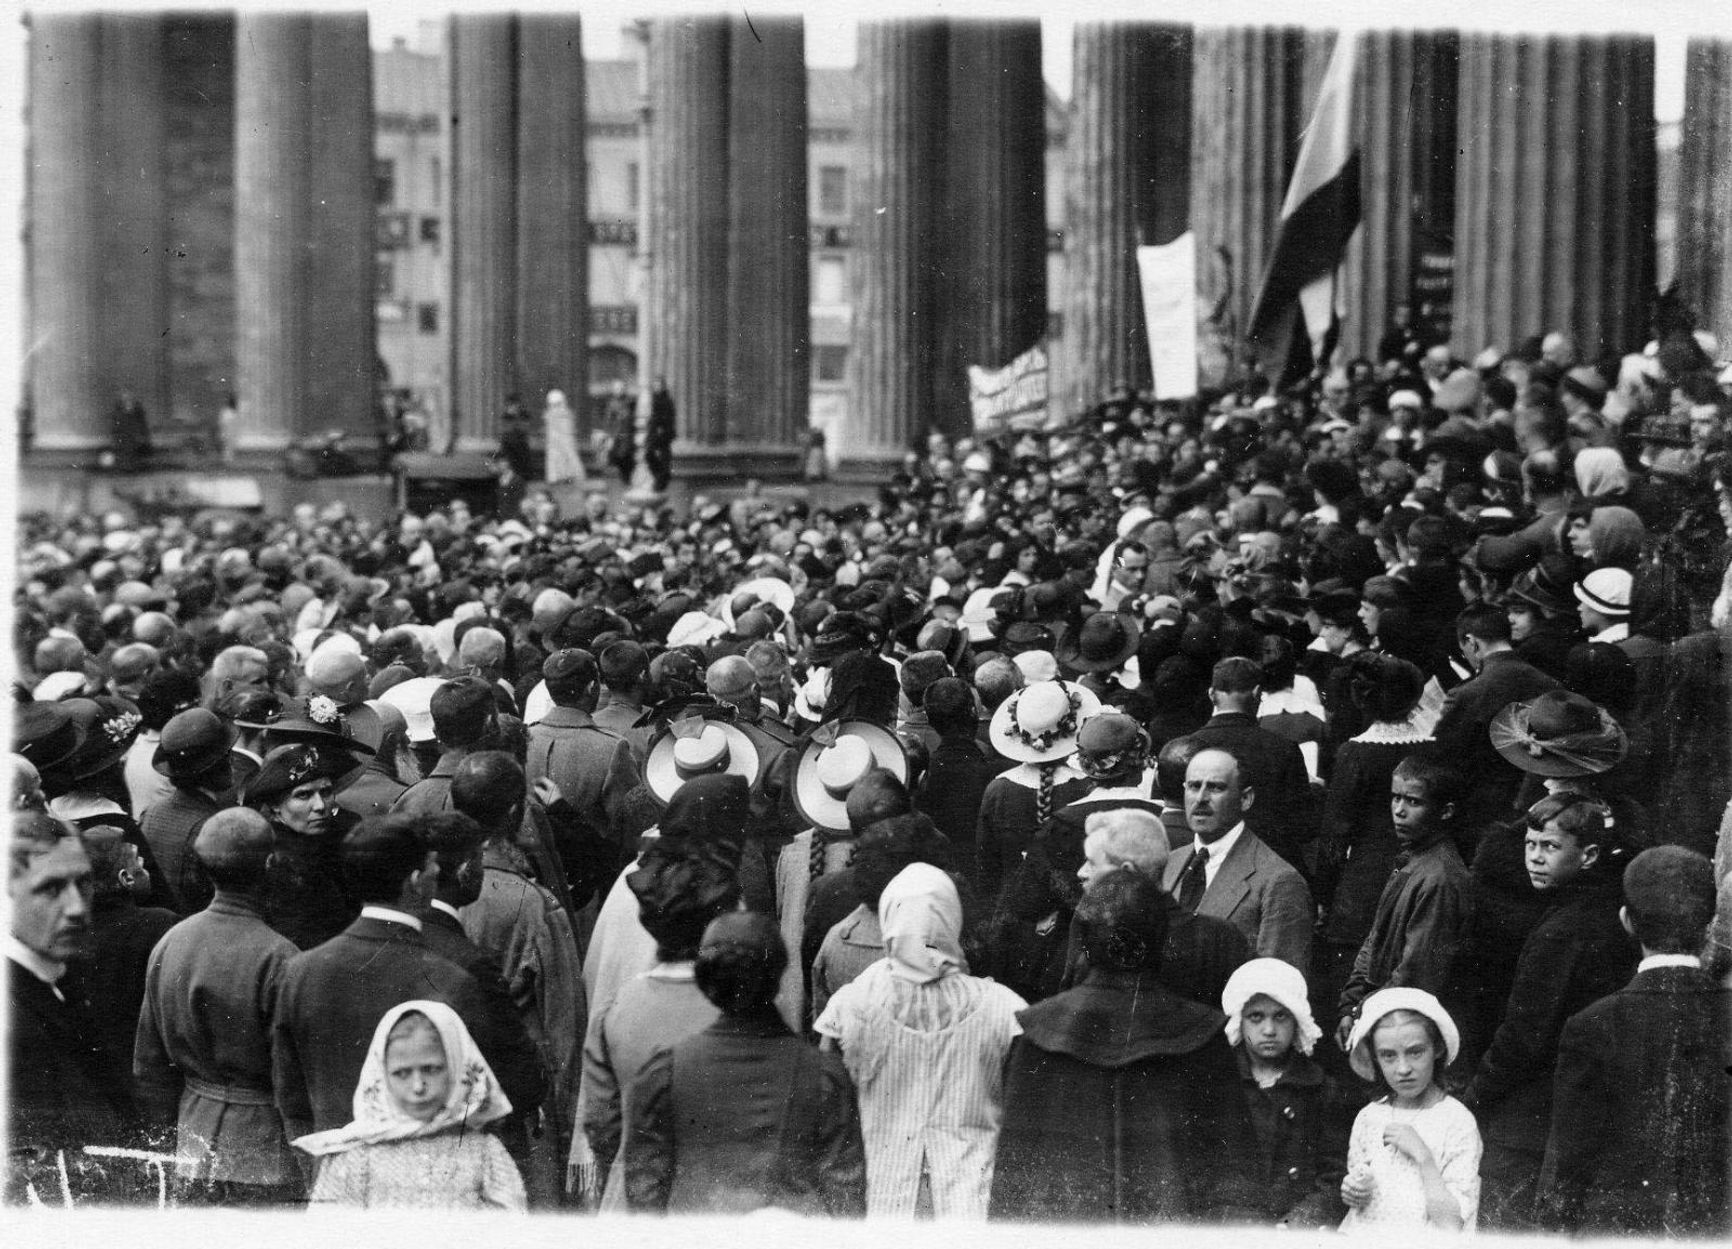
[1247,35,1362,386]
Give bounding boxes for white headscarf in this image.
[878,863,966,984]
[292,1000,512,1157]
[1220,957,1322,1055]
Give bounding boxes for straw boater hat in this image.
[988,678,1103,764]
[792,719,909,833]
[1489,690,1628,778]
[644,716,762,806]
[720,577,796,630]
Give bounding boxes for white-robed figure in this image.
[543,389,587,485]
[816,863,1027,1219]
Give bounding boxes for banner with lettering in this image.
[968,344,1051,436]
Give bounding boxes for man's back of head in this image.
[543,649,599,710]
[340,814,431,908]
[450,750,526,837]
[1210,656,1263,711]
[429,675,497,749]
[194,807,275,895]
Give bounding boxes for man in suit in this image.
[1432,604,1561,835]
[417,809,560,1204]
[527,649,641,847]
[140,707,236,914]
[1539,846,1730,1236]
[270,814,545,1146]
[390,676,497,816]
[133,808,302,1205]
[1184,657,1317,874]
[6,812,142,1204]
[1161,748,1314,976]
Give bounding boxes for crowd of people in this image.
[7,320,1732,1232]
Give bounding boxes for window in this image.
[417,303,439,334]
[815,345,847,383]
[813,256,846,306]
[818,165,847,216]
[420,216,441,245]
[626,162,640,214]
[376,257,395,297]
[375,158,396,207]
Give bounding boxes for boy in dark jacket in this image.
[1335,756,1474,1050]
[1463,794,1636,1230]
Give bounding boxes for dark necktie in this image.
[1177,845,1211,913]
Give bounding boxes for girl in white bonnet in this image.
[1220,957,1353,1227]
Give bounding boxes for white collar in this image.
[1352,715,1435,746]
[360,904,423,932]
[428,899,463,923]
[1638,953,1701,973]
[1590,622,1631,643]
[644,961,696,981]
[1001,759,1089,790]
[5,934,67,993]
[1193,821,1246,863]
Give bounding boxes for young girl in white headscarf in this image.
[1220,958,1352,1227]
[815,863,1026,1219]
[295,1000,526,1211]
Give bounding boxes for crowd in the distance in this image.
[6,317,1732,1232]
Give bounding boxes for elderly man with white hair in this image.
[1064,805,1251,1005]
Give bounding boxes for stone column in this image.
[1679,39,1732,350]
[235,14,374,452]
[717,14,807,478]
[1452,34,1655,359]
[1337,31,1460,361]
[841,20,946,478]
[1057,22,1191,417]
[1190,26,1307,385]
[644,16,730,459]
[26,14,106,450]
[936,19,1045,437]
[99,14,171,433]
[447,14,518,450]
[233,14,312,452]
[306,15,375,442]
[516,15,589,438]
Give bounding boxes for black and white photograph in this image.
[3,0,1730,1240]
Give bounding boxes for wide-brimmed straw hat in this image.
[1489,690,1628,778]
[720,577,795,630]
[791,719,908,833]
[987,678,1103,764]
[644,716,762,806]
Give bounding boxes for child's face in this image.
[1525,819,1599,891]
[1240,994,1297,1064]
[1390,774,1451,845]
[384,1025,452,1123]
[1371,1016,1439,1105]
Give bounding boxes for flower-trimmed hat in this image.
[49,696,144,783]
[988,679,1103,764]
[1489,690,1628,778]
[792,719,909,833]
[241,742,359,807]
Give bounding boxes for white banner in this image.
[1138,233,1199,401]
[968,343,1051,436]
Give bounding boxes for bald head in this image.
[706,655,759,717]
[194,807,275,892]
[457,626,506,671]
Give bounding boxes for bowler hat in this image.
[153,708,239,783]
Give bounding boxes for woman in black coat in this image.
[989,871,1261,1224]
